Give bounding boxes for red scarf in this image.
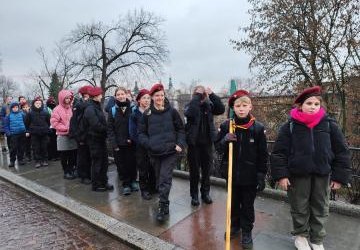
[232,114,256,130]
[290,107,326,128]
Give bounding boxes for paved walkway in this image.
[0,154,359,250]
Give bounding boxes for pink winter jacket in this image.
[50,89,73,135]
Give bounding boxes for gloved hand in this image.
[256,173,266,192]
[224,133,237,142]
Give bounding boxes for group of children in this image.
[0,95,57,168]
[0,84,351,250]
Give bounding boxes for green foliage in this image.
[49,72,61,102]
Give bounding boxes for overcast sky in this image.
[0,0,252,92]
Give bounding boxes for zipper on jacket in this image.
[310,128,315,153]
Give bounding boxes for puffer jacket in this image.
[270,116,351,185]
[50,90,73,135]
[138,100,186,157]
[25,101,50,136]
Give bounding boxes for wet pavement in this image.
[1,154,360,250]
[0,179,132,250]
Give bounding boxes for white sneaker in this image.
[294,236,311,250]
[310,243,325,250]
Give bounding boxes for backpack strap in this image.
[111,106,116,118]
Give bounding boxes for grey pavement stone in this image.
[0,169,181,250]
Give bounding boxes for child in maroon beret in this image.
[271,86,351,250]
[216,89,268,248]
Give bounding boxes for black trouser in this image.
[9,133,25,163]
[231,185,257,232]
[136,145,156,192]
[187,143,213,197]
[48,129,58,160]
[32,134,48,162]
[151,153,179,203]
[87,138,108,187]
[114,145,136,187]
[60,150,77,174]
[77,143,91,180]
[24,135,32,160]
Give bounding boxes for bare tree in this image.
[67,9,169,95]
[35,44,84,95]
[232,0,360,132]
[0,75,16,102]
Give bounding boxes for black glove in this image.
[224,133,237,142]
[256,173,266,192]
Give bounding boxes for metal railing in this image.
[176,143,360,205]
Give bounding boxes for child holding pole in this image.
[216,90,268,249]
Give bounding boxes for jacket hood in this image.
[10,101,20,110]
[58,89,73,108]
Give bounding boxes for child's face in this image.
[93,94,103,102]
[115,90,127,102]
[19,97,26,103]
[64,96,72,104]
[152,91,165,107]
[300,96,321,114]
[34,100,42,109]
[139,94,151,109]
[22,105,30,112]
[11,106,19,112]
[233,99,252,118]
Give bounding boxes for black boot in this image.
[156,202,169,222]
[191,194,200,206]
[241,231,253,249]
[201,193,213,204]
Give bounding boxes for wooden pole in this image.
[225,119,234,250]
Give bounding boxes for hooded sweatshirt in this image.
[50,90,73,135]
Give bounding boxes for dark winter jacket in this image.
[129,106,143,144]
[107,100,132,147]
[270,116,351,185]
[184,93,225,145]
[69,99,90,142]
[216,117,268,185]
[83,100,107,140]
[25,102,50,136]
[138,100,186,157]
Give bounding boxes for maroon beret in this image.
[136,89,150,101]
[34,96,43,102]
[88,87,103,97]
[149,83,164,96]
[294,86,322,104]
[78,85,93,95]
[228,90,250,108]
[46,96,56,105]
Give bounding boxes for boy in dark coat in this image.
[21,102,32,162]
[83,87,113,192]
[184,85,225,206]
[216,90,268,249]
[25,97,50,168]
[138,83,186,222]
[69,85,92,184]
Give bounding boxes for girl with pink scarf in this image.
[271,86,351,250]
